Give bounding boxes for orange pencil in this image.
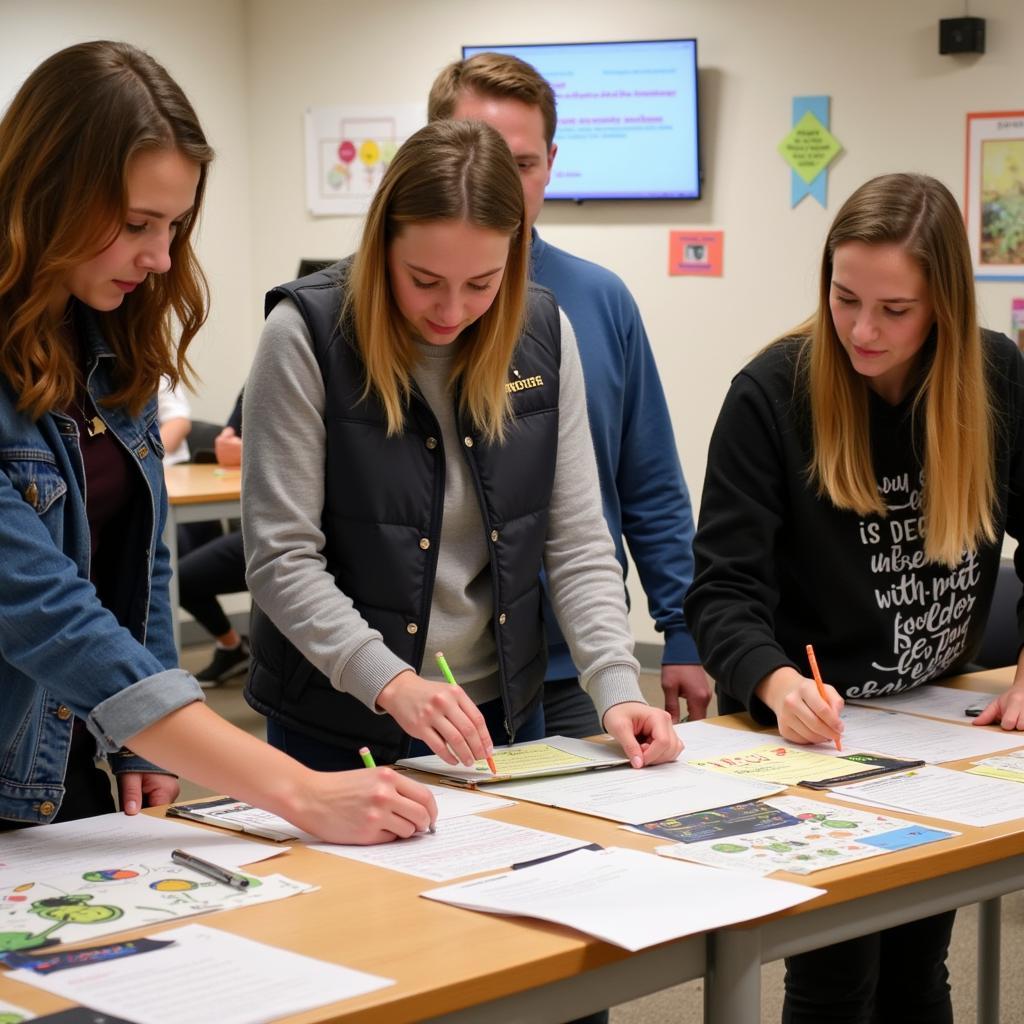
[435,651,498,775]
[805,643,841,751]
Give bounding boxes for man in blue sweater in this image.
[428,53,709,736]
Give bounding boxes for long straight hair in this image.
[0,41,213,419]
[797,172,994,566]
[348,119,528,441]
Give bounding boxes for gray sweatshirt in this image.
[242,299,643,723]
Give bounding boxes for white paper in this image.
[848,685,999,722]
[675,720,780,761]
[422,847,822,951]
[485,761,784,823]
[310,814,586,881]
[784,705,1024,764]
[6,923,392,1024]
[424,784,513,818]
[0,813,284,888]
[833,764,1024,826]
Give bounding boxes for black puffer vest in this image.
[245,262,562,763]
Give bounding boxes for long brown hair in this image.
[796,172,994,566]
[349,119,528,441]
[0,40,213,418]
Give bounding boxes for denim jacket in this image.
[0,306,204,824]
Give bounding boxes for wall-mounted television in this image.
[461,39,700,201]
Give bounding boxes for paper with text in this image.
[689,745,869,786]
[422,847,822,951]
[485,761,784,823]
[310,815,585,881]
[848,685,999,722]
[6,923,392,1024]
[967,749,1024,783]
[833,764,1024,826]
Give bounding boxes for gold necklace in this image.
[76,395,107,438]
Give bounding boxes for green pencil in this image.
[435,651,498,775]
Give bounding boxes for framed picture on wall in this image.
[965,110,1024,281]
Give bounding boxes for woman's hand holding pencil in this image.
[376,666,497,769]
[754,656,845,747]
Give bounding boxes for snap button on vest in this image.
[490,530,499,542]
[425,436,438,450]
[498,612,507,625]
[56,705,72,721]
[419,538,430,550]
[406,622,418,634]
[39,800,56,817]
[463,436,474,447]
[24,482,39,508]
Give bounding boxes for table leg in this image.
[704,927,761,1024]
[977,897,1001,1024]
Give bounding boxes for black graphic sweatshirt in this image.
[685,331,1024,724]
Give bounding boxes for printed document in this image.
[6,923,392,1024]
[848,685,999,722]
[422,846,822,951]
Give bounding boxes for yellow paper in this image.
[689,745,867,786]
[474,744,591,775]
[777,111,841,184]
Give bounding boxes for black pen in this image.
[171,848,251,889]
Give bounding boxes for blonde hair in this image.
[428,52,557,147]
[796,172,994,566]
[349,119,528,441]
[0,40,213,419]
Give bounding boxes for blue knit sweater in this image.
[531,230,699,675]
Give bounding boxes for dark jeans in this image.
[267,696,545,770]
[782,910,957,1024]
[178,530,246,639]
[543,677,602,739]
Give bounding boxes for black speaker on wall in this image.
[939,16,986,54]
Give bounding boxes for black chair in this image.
[974,559,1021,669]
[188,420,222,464]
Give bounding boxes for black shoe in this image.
[195,639,250,688]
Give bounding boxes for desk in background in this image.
[1,668,1021,1023]
[163,463,242,654]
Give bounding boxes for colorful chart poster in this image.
[669,230,723,276]
[656,797,955,875]
[304,104,425,216]
[633,800,801,844]
[0,863,313,953]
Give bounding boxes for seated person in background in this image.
[157,375,191,466]
[179,390,249,686]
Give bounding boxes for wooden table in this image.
[163,463,242,653]
[2,669,1022,1023]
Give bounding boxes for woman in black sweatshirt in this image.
[686,172,1024,1023]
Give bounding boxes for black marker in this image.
[171,848,251,889]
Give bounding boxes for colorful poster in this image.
[304,104,425,216]
[688,744,869,786]
[965,111,1024,280]
[778,97,841,208]
[668,230,723,276]
[633,800,801,844]
[656,797,955,875]
[0,863,313,953]
[1012,298,1024,349]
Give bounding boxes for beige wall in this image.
[0,0,253,423]
[5,0,1023,645]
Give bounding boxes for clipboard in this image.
[396,735,629,787]
[797,753,926,790]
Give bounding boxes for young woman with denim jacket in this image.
[0,40,436,842]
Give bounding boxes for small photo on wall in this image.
[669,230,723,277]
